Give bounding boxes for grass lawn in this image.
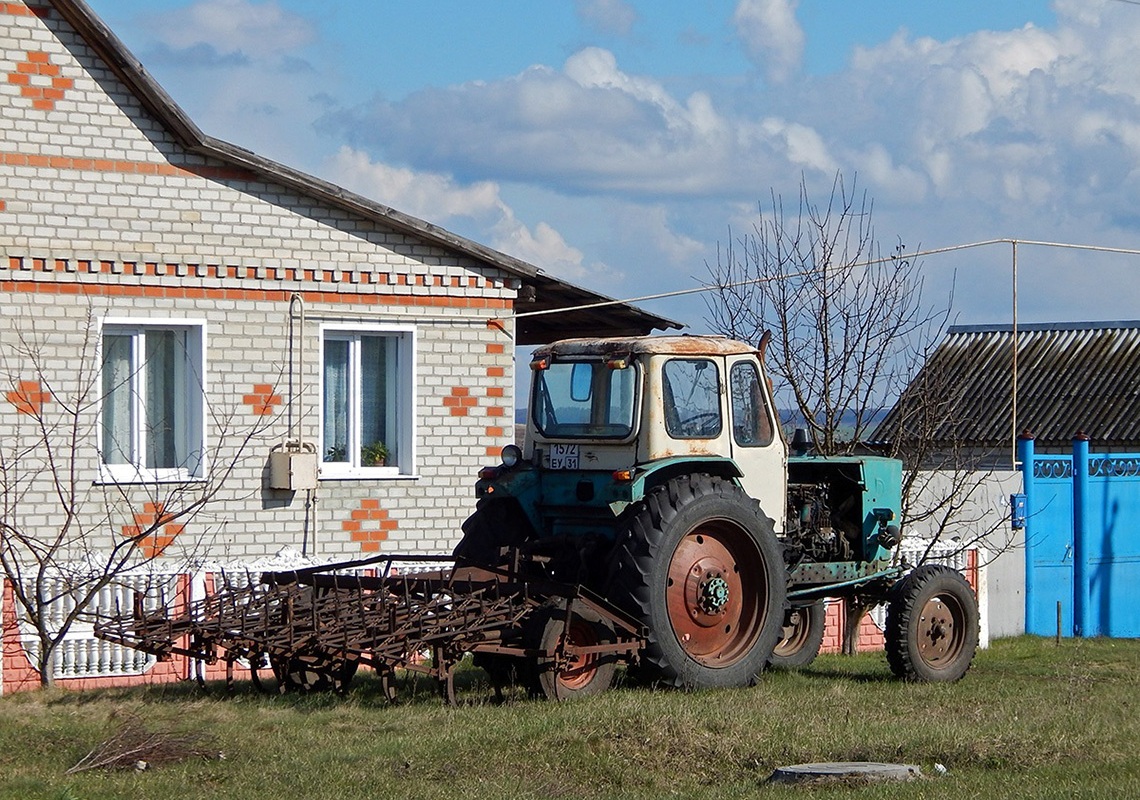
[1,637,1138,799]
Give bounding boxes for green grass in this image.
[2,637,1138,799]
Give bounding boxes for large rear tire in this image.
[885,564,979,682]
[611,475,786,689]
[768,601,826,669]
[453,498,532,567]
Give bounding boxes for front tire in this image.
[885,564,979,682]
[768,602,826,669]
[611,475,786,689]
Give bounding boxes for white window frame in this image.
[318,323,417,479]
[97,318,208,484]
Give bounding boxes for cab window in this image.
[662,358,721,439]
[729,360,774,446]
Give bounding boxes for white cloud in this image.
[732,0,804,82]
[331,46,830,198]
[324,148,611,282]
[142,0,314,60]
[574,0,637,37]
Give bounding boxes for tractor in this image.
[96,334,979,702]
[456,334,979,695]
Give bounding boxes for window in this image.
[100,322,206,482]
[320,327,414,476]
[532,360,638,439]
[729,361,774,447]
[662,358,722,439]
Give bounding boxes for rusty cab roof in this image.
[534,335,760,360]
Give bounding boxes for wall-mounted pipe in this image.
[287,292,305,448]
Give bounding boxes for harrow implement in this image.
[94,553,644,703]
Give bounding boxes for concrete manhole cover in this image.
[768,762,923,784]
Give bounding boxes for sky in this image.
[84,0,1140,335]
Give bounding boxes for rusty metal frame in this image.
[95,552,643,703]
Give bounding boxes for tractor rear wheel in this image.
[453,498,531,568]
[769,601,826,669]
[611,475,785,689]
[885,564,979,682]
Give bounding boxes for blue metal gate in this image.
[1019,436,1140,637]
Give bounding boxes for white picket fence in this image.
[15,570,181,679]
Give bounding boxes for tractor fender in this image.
[625,456,744,505]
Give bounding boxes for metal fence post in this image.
[1018,433,1036,634]
[1073,434,1090,637]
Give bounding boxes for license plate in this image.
[549,444,580,470]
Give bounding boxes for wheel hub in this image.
[918,597,959,663]
[698,575,730,614]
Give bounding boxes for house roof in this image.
[874,321,1140,450]
[47,0,682,346]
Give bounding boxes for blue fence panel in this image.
[1023,446,1075,637]
[1087,455,1140,637]
[1021,437,1140,638]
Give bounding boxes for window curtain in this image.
[145,329,185,469]
[323,339,350,462]
[360,336,391,464]
[101,333,133,465]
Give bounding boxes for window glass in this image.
[532,360,637,439]
[322,339,350,463]
[730,360,774,447]
[662,359,722,439]
[321,330,411,473]
[100,324,203,481]
[101,333,133,466]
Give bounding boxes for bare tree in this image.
[705,172,1009,652]
[705,172,946,454]
[0,307,276,687]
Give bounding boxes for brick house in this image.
[0,0,674,691]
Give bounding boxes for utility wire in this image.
[508,237,1140,322]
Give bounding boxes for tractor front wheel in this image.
[885,564,979,682]
[768,601,826,669]
[611,475,785,689]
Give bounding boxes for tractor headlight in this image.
[500,444,523,468]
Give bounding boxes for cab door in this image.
[726,355,787,532]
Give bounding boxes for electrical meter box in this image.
[269,449,318,490]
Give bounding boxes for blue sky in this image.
[85,0,1140,333]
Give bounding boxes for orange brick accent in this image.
[444,385,478,417]
[8,50,72,111]
[6,380,50,415]
[242,383,281,416]
[346,499,396,553]
[486,343,506,355]
[121,502,184,559]
[486,366,505,378]
[1,4,51,18]
[0,269,513,312]
[0,152,257,182]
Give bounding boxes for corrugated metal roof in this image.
[873,321,1140,450]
